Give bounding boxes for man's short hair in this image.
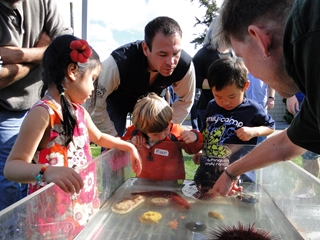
[144,16,182,51]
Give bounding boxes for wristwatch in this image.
[0,56,2,73]
[268,96,275,100]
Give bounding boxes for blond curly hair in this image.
[132,92,173,134]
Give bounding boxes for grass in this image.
[90,144,101,158]
[184,159,197,180]
[292,156,302,168]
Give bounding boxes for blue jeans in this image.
[190,107,205,131]
[229,146,256,182]
[302,150,320,160]
[257,136,267,144]
[0,110,28,211]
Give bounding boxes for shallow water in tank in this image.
[76,179,303,240]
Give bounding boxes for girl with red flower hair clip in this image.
[4,35,142,239]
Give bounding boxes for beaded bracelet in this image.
[224,167,239,181]
[35,163,49,186]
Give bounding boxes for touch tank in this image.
[0,144,319,240]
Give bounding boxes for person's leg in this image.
[190,106,199,130]
[106,100,128,137]
[198,109,206,131]
[257,136,267,144]
[190,88,202,131]
[229,146,256,182]
[301,151,320,178]
[0,110,28,211]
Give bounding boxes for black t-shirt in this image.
[284,0,320,153]
[192,47,220,110]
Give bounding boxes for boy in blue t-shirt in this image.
[193,57,275,194]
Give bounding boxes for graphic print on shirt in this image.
[202,112,246,159]
[206,114,244,144]
[202,124,231,158]
[195,120,231,189]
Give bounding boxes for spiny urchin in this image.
[207,222,281,240]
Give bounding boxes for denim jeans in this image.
[190,107,205,131]
[0,109,28,211]
[257,136,267,144]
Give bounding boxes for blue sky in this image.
[56,0,223,60]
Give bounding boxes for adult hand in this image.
[0,31,51,65]
[36,31,51,48]
[286,95,299,115]
[266,97,275,110]
[43,166,84,194]
[212,172,242,197]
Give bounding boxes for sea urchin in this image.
[208,222,280,240]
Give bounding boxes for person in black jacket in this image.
[192,16,233,131]
[87,16,196,137]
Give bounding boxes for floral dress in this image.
[27,100,99,239]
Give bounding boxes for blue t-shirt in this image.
[246,73,268,109]
[202,98,275,151]
[194,98,275,185]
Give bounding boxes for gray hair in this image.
[203,15,228,51]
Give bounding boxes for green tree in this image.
[190,0,220,45]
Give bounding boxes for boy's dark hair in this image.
[207,57,248,91]
[41,34,100,146]
[144,16,182,52]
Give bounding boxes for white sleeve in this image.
[171,62,195,124]
[85,55,120,136]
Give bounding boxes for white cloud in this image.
[56,0,211,60]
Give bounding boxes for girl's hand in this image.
[129,147,142,176]
[131,135,149,149]
[44,166,84,194]
[178,131,197,143]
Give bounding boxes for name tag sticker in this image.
[154,148,169,156]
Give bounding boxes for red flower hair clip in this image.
[70,39,92,63]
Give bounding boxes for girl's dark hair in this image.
[40,34,100,146]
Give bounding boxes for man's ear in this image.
[142,41,149,57]
[67,63,78,82]
[248,25,271,57]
